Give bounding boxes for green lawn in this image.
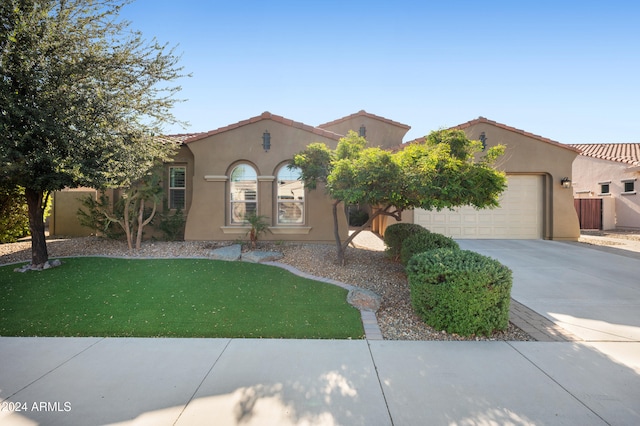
[0,258,364,339]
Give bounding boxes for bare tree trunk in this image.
[122,197,133,251]
[136,198,157,249]
[25,187,49,266]
[332,201,346,265]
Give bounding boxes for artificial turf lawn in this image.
[0,257,364,339]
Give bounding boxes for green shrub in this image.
[348,207,369,227]
[77,193,124,239]
[407,248,512,336]
[400,231,459,265]
[156,209,185,241]
[0,187,51,243]
[0,187,30,243]
[383,222,429,261]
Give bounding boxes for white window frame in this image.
[276,166,305,225]
[597,181,611,196]
[230,164,258,224]
[169,166,186,210]
[621,178,637,195]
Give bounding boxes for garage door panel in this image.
[414,175,543,239]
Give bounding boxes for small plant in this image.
[348,206,370,227]
[0,186,30,243]
[407,248,512,336]
[400,231,459,265]
[383,222,429,261]
[156,208,185,241]
[77,193,123,239]
[246,213,271,249]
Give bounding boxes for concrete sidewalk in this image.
[1,337,639,425]
[1,239,639,425]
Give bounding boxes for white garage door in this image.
[414,175,543,239]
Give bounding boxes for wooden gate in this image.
[574,198,602,230]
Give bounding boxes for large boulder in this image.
[242,251,284,263]
[347,288,381,312]
[208,244,242,261]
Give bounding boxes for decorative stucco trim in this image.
[258,175,275,182]
[269,226,312,235]
[204,175,228,182]
[220,226,250,234]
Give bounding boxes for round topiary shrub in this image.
[407,248,512,336]
[383,222,429,261]
[400,231,459,265]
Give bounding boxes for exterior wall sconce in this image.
[561,177,571,188]
[262,131,271,152]
[359,125,366,138]
[479,132,487,150]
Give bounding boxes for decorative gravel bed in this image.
[1,236,532,341]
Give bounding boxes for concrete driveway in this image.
[458,239,640,342]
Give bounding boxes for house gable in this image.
[318,110,411,149]
[182,112,347,243]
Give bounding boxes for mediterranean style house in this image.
[569,143,640,230]
[49,111,581,242]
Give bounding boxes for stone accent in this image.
[242,251,284,263]
[14,259,63,273]
[208,244,241,261]
[347,288,381,312]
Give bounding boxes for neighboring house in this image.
[394,117,581,240]
[569,143,640,230]
[49,112,581,242]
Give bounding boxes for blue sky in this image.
[121,0,639,144]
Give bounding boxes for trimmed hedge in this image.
[400,231,459,265]
[383,222,428,261]
[407,248,512,336]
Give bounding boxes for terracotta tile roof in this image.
[396,117,580,153]
[569,143,640,166]
[317,110,411,130]
[183,112,342,144]
[156,133,203,145]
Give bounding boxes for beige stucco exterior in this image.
[50,112,580,242]
[455,119,580,240]
[183,113,347,243]
[49,189,98,237]
[318,110,410,149]
[376,118,580,240]
[572,155,640,229]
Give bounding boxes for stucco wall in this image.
[460,122,580,240]
[184,117,347,243]
[50,189,97,237]
[319,115,409,149]
[572,155,640,229]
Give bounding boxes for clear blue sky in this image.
[121,0,639,144]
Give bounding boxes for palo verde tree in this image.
[0,0,187,266]
[291,129,507,265]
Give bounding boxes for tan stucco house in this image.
[397,117,581,240]
[569,143,640,230]
[49,112,580,242]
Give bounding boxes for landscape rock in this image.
[347,287,382,312]
[14,259,63,273]
[242,251,284,263]
[208,244,241,261]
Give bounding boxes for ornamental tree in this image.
[291,129,506,265]
[0,0,187,266]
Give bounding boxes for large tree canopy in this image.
[0,0,187,265]
[291,129,507,264]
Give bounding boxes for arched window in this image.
[277,166,304,224]
[230,164,257,224]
